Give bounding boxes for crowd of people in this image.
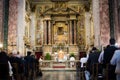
[79,38,120,80]
[0,51,40,80]
[0,38,120,80]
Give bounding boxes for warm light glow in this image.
[0,43,3,48]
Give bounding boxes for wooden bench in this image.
[11,63,23,80]
[92,63,104,80]
[76,62,86,80]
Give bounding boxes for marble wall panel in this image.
[8,0,18,51]
[99,0,110,47]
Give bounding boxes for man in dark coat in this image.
[9,51,24,80]
[0,51,9,80]
[103,38,118,80]
[87,47,100,74]
[24,51,34,80]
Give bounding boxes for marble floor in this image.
[35,70,80,80]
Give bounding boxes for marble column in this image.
[92,0,101,48]
[74,20,77,45]
[99,0,110,46]
[69,20,72,45]
[51,21,54,44]
[0,0,3,43]
[48,20,51,45]
[43,20,47,45]
[17,0,25,55]
[67,21,70,44]
[114,0,120,44]
[118,3,120,44]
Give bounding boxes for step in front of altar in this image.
[41,67,76,71]
[53,63,66,68]
[40,61,78,70]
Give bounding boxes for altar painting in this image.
[35,19,43,45]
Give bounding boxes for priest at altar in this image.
[54,50,68,62]
[58,50,64,62]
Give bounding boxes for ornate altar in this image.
[33,0,91,57]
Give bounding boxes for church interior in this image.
[0,0,120,80]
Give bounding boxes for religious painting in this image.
[36,33,42,45]
[53,22,68,44]
[57,27,64,35]
[35,19,43,46]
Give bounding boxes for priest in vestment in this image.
[58,50,64,62]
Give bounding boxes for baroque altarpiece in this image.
[33,0,91,57]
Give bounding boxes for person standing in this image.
[111,50,120,80]
[24,51,34,80]
[70,56,75,68]
[98,45,110,63]
[80,53,88,68]
[103,38,118,80]
[80,53,89,80]
[0,51,9,80]
[87,47,100,74]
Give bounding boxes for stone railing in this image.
[39,60,80,70]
